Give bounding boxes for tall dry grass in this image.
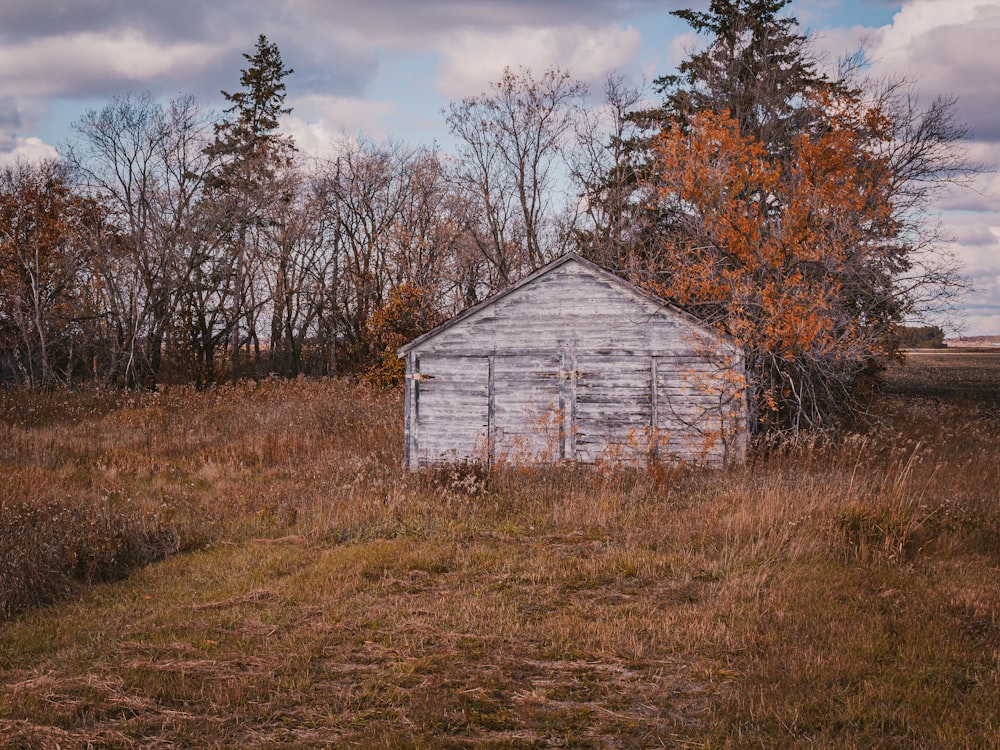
[1,355,998,746]
[2,370,998,615]
[0,378,399,617]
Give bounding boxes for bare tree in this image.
[570,73,650,274]
[445,66,587,288]
[68,92,167,385]
[67,92,217,386]
[313,139,480,372]
[257,166,342,376]
[856,75,975,321]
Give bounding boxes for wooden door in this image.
[574,355,654,463]
[413,354,489,467]
[490,354,563,464]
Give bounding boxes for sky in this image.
[1,0,998,335]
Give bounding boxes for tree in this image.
[207,34,295,184]
[648,102,901,432]
[67,92,216,386]
[571,74,650,273]
[317,140,413,371]
[205,34,296,381]
[314,139,474,374]
[446,67,586,288]
[256,173,331,376]
[363,283,443,388]
[896,325,945,349]
[647,0,833,152]
[625,0,970,436]
[0,161,102,388]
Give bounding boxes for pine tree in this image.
[207,34,295,188]
[202,34,296,382]
[650,0,834,152]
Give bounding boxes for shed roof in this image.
[398,252,735,356]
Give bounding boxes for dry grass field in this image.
[1,351,998,748]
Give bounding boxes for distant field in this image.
[944,334,1000,348]
[1,358,998,748]
[888,348,1000,403]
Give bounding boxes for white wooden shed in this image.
[397,253,747,468]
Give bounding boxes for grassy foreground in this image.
[1,352,998,748]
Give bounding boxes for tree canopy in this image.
[613,0,969,436]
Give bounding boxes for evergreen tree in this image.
[648,0,834,151]
[202,34,296,381]
[208,33,296,187]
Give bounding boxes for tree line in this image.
[0,1,972,438]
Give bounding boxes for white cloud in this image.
[936,212,1000,335]
[0,136,59,167]
[666,30,701,69]
[874,0,984,63]
[284,94,400,157]
[0,30,224,98]
[867,1,1000,137]
[945,219,1000,272]
[810,25,875,78]
[932,140,1000,215]
[435,24,642,98]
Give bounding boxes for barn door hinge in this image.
[407,373,435,381]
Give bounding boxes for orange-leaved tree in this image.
[363,284,443,388]
[607,0,969,439]
[647,94,902,433]
[0,161,102,388]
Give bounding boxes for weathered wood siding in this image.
[492,354,562,463]
[401,256,747,468]
[410,355,489,466]
[574,354,652,463]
